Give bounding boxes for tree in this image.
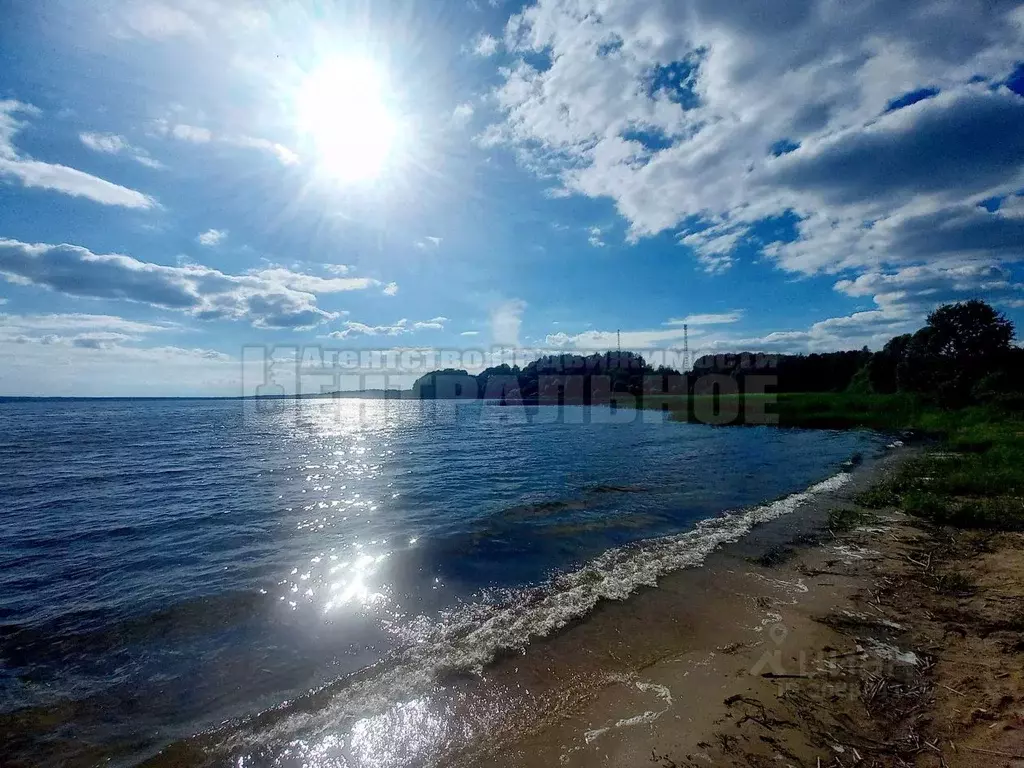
[865,333,913,394]
[897,300,1016,405]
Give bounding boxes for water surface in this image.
[0,398,884,765]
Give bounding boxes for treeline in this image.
[853,300,1022,406]
[412,352,662,403]
[413,301,1022,407]
[690,349,870,393]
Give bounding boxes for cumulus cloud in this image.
[587,226,606,247]
[328,319,409,339]
[699,262,1024,354]
[483,0,1024,275]
[761,87,1024,208]
[326,316,448,339]
[382,282,399,296]
[473,32,500,57]
[0,238,381,330]
[197,228,227,246]
[834,262,1024,313]
[0,101,156,209]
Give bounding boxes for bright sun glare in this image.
[296,57,398,183]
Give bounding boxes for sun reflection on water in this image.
[270,401,414,615]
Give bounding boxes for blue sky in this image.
[0,0,1022,395]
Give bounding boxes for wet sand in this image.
[445,448,1024,767]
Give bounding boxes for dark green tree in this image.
[865,333,913,394]
[897,300,1015,405]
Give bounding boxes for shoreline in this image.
[446,446,1024,767]
[144,442,894,768]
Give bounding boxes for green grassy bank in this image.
[637,391,1024,532]
[857,406,1024,531]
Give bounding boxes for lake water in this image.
[0,398,886,765]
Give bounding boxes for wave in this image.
[162,472,853,764]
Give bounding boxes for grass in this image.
[933,571,975,595]
[852,405,1024,531]
[827,507,879,533]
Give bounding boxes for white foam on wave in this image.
[225,472,853,758]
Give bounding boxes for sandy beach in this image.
[443,448,1024,768]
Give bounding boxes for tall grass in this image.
[857,407,1024,531]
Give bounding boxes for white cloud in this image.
[665,311,743,326]
[80,132,164,169]
[0,312,174,348]
[382,282,399,296]
[80,132,128,154]
[0,238,382,330]
[587,226,606,248]
[678,226,743,273]
[413,316,449,330]
[151,119,299,166]
[453,103,475,127]
[327,316,448,339]
[197,228,227,246]
[546,326,695,350]
[761,88,1024,209]
[461,330,480,336]
[491,299,526,346]
[415,236,443,250]
[328,319,409,339]
[252,267,376,293]
[483,0,1024,278]
[0,101,156,209]
[171,123,212,143]
[696,262,1024,354]
[0,339,238,397]
[225,135,300,165]
[834,262,1024,313]
[473,32,500,57]
[116,2,204,39]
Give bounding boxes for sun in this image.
[296,57,398,183]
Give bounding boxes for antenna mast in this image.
[617,329,621,353]
[684,323,689,371]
